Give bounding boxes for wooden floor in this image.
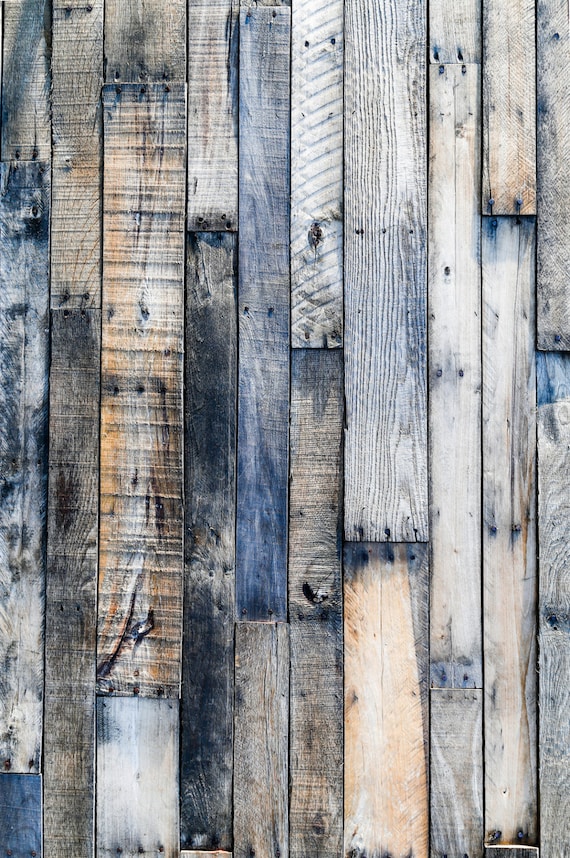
[0,0,568,856]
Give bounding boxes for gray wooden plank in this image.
[0,774,42,857]
[236,6,290,619]
[485,849,540,857]
[430,0,481,63]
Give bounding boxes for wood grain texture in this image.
[429,63,482,689]
[181,233,237,851]
[289,350,343,858]
[482,0,536,214]
[430,689,484,857]
[344,0,428,543]
[97,698,179,858]
[234,623,289,858]
[430,0,481,63]
[344,543,429,858]
[187,0,238,231]
[0,162,50,774]
[98,84,186,696]
[485,849,540,857]
[181,854,232,858]
[482,216,538,845]
[236,6,290,619]
[290,0,343,348]
[0,774,42,857]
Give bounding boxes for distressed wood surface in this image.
[181,853,232,858]
[0,163,50,774]
[290,0,343,348]
[0,774,42,857]
[344,543,429,858]
[482,216,538,845]
[234,623,289,858]
[98,84,186,696]
[181,233,237,851]
[344,0,428,543]
[485,849,540,857]
[104,0,186,82]
[236,6,290,620]
[289,350,343,858]
[430,0,481,63]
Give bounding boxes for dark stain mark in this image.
[303,582,328,604]
[308,221,323,250]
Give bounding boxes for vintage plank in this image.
[290,0,343,348]
[97,83,186,696]
[187,0,238,231]
[234,623,289,858]
[289,349,343,858]
[485,849,540,857]
[429,63,482,689]
[344,0,427,543]
[0,774,42,857]
[430,0,481,63]
[236,6,290,619]
[97,698,179,857]
[482,216,538,845]
[430,689,484,857]
[482,0,536,214]
[180,233,237,851]
[344,543,429,858]
[0,162,49,773]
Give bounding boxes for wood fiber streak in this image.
[104,0,186,82]
[430,0,481,63]
[0,773,42,857]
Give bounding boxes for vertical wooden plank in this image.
[290,0,343,348]
[97,698,179,857]
[187,0,238,231]
[289,350,343,858]
[181,233,237,851]
[234,623,289,858]
[97,84,185,697]
[430,0,481,63]
[0,774,42,856]
[344,0,428,543]
[482,216,537,845]
[344,543,429,858]
[236,6,290,620]
[0,162,49,773]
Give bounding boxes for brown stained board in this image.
[289,350,343,858]
[344,0,428,543]
[0,162,50,774]
[482,216,538,845]
[0,773,42,857]
[344,543,429,858]
[236,6,290,620]
[181,233,237,851]
[290,0,343,348]
[187,0,238,231]
[430,0,481,63]
[98,84,186,697]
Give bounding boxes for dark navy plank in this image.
[0,774,42,857]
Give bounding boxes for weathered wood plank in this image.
[482,0,536,214]
[344,0,427,543]
[181,853,232,858]
[429,63,482,689]
[236,6,290,619]
[180,233,237,851]
[482,216,538,845]
[289,350,343,858]
[97,84,186,696]
[344,543,429,858]
[97,698,179,857]
[290,0,343,348]
[485,849,540,857]
[0,774,42,856]
[0,162,49,774]
[430,0,481,63]
[430,689,484,857]
[234,623,289,858]
[187,0,238,231]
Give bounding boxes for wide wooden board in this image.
[0,773,42,857]
[430,0,481,63]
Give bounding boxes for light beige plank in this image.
[430,0,481,63]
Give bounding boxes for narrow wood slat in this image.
[344,543,429,858]
[289,350,343,858]
[98,84,185,697]
[344,0,428,543]
[0,774,42,856]
[482,216,538,845]
[485,849,540,857]
[181,233,237,851]
[0,163,50,773]
[236,6,290,619]
[430,0,481,63]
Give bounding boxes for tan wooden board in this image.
[430,0,481,63]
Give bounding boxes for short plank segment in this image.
[234,623,289,858]
[291,0,343,348]
[289,350,343,858]
[344,0,427,543]
[485,849,540,857]
[344,543,429,858]
[482,216,538,845]
[430,0,481,63]
[181,854,232,858]
[98,84,186,696]
[187,0,238,231]
[236,6,290,619]
[181,233,237,851]
[0,163,50,773]
[0,774,42,857]
[97,698,179,857]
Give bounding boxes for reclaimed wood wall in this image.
[0,0,569,855]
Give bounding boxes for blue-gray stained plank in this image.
[0,774,42,857]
